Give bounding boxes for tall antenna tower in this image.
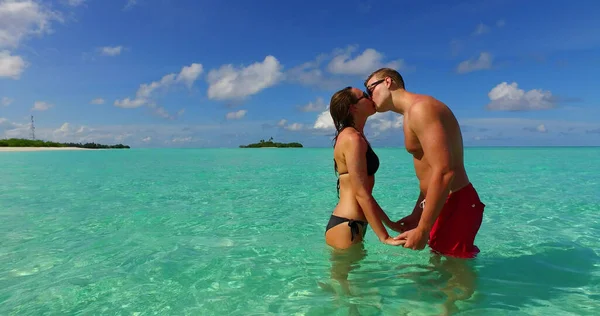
[30,115,35,140]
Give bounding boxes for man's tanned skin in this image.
[364,68,475,252]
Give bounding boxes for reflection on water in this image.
[394,254,479,315]
[316,242,599,315]
[319,243,479,315]
[318,243,370,315]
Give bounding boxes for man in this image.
[364,68,485,259]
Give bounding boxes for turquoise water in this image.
[1,147,599,315]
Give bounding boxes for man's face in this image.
[365,76,389,112]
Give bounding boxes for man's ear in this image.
[385,77,395,89]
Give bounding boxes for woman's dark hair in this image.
[329,86,358,197]
[330,86,357,147]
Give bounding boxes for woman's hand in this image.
[382,236,407,246]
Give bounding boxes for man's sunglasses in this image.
[366,79,385,97]
[356,90,370,102]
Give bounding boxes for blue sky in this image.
[1,0,599,148]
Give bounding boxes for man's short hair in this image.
[364,68,405,90]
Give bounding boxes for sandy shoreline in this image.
[0,147,91,152]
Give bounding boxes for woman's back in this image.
[331,128,378,222]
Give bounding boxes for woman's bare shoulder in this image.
[337,128,367,151]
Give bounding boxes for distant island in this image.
[239,137,302,148]
[0,138,130,149]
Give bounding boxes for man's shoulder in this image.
[405,95,450,132]
[411,93,444,108]
[407,96,440,119]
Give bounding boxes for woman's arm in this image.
[343,132,404,246]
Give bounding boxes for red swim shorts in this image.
[428,183,485,259]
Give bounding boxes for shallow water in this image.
[1,147,599,315]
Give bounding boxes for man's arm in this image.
[344,132,399,244]
[388,191,425,233]
[409,102,455,234]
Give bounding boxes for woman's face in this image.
[350,88,376,118]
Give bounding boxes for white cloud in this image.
[486,82,556,111]
[90,98,104,104]
[299,97,328,112]
[172,136,192,143]
[114,62,203,109]
[65,0,86,7]
[0,1,64,79]
[286,61,327,87]
[144,104,184,120]
[114,97,145,108]
[53,122,70,135]
[285,123,303,131]
[537,124,547,133]
[0,50,26,78]
[284,53,344,89]
[285,46,410,89]
[473,23,490,35]
[100,46,123,56]
[0,117,232,147]
[0,117,28,137]
[275,119,305,132]
[1,96,13,106]
[524,124,548,133]
[369,112,403,132]
[0,0,63,49]
[312,109,403,133]
[32,101,53,111]
[206,55,283,101]
[0,117,18,128]
[310,110,404,139]
[154,107,171,119]
[124,0,136,10]
[457,117,600,146]
[496,20,505,27]
[226,109,247,120]
[456,52,492,74]
[459,118,600,136]
[41,121,116,144]
[313,109,334,130]
[177,63,203,88]
[327,47,406,76]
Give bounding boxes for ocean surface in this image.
[1,147,599,315]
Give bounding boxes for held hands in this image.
[393,227,429,250]
[382,236,406,246]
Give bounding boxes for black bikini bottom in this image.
[325,215,368,241]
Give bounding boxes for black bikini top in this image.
[364,142,380,176]
[337,135,380,176]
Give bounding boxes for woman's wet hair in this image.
[330,86,358,147]
[329,86,359,197]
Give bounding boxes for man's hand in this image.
[390,213,420,232]
[394,227,429,250]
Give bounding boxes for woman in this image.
[325,86,404,249]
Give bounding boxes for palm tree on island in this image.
[240,137,302,148]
